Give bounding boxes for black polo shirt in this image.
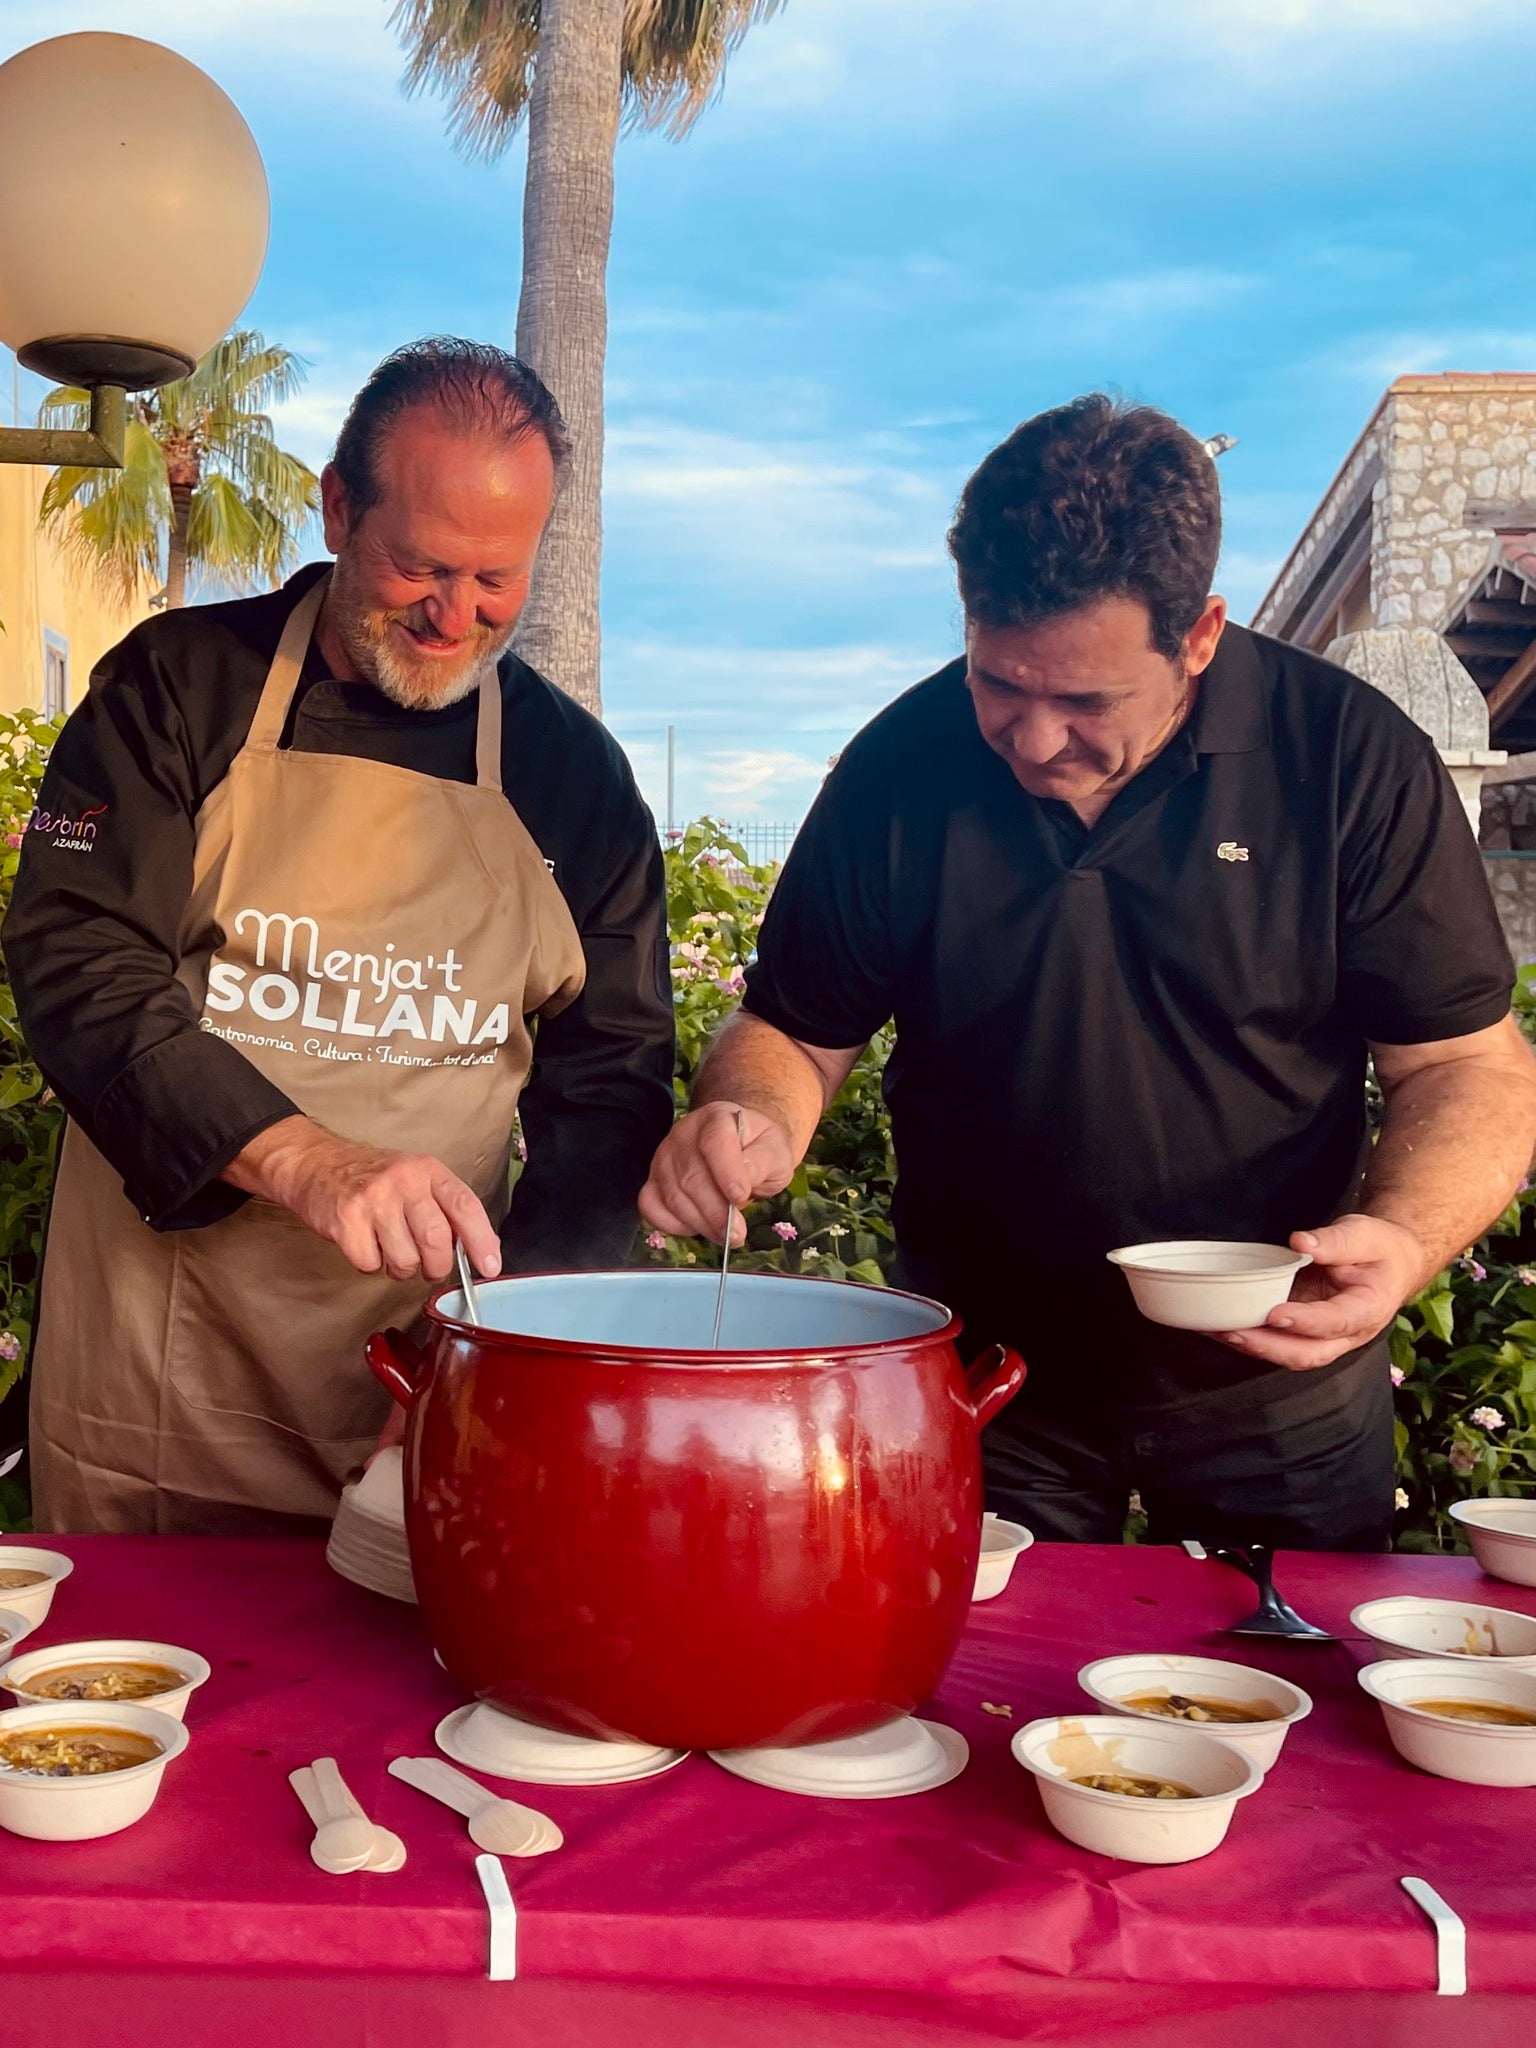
[743,623,1514,1430]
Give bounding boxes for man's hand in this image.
[640,1100,800,1246]
[224,1115,501,1283]
[1215,1213,1427,1371]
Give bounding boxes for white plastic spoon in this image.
[290,1764,406,1874]
[388,1754,562,1856]
[306,1756,379,1873]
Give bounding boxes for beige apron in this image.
[30,575,585,1534]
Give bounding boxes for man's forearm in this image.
[691,1010,850,1164]
[1365,1038,1536,1291]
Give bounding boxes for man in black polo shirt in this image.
[641,394,1536,1550]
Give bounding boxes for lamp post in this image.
[0,32,269,469]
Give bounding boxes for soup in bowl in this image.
[0,1701,187,1839]
[1,1639,211,1722]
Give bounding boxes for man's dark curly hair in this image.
[947,395,1222,659]
[331,336,569,515]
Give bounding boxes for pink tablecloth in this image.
[4,1534,1535,2046]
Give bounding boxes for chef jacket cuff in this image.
[91,1031,300,1231]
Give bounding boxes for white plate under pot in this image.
[436,1703,688,1786]
[709,1716,968,1799]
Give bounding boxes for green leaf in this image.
[1421,1291,1455,1344]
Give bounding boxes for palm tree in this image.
[37,331,321,610]
[393,0,782,715]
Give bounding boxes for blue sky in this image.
[5,0,1536,825]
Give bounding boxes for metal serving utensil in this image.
[455,1239,484,1327]
[710,1109,748,1350]
[1203,1541,1337,1642]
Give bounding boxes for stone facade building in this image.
[1254,373,1536,964]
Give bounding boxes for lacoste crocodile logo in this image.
[1216,841,1249,862]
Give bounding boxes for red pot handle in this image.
[964,1344,1027,1432]
[367,1327,427,1409]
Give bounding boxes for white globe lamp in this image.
[0,32,269,390]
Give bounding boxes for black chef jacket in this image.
[3,563,676,1269]
[742,621,1514,1432]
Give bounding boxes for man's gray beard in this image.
[367,628,512,711]
[329,573,515,712]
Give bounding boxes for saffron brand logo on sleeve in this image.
[26,803,107,852]
[199,904,512,1068]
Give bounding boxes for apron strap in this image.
[244,569,504,794]
[244,574,332,752]
[475,658,504,793]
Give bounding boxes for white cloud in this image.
[1317,329,1536,390]
[604,417,959,606]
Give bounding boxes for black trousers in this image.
[981,1352,1395,1552]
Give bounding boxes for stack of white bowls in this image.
[326,1448,416,1604]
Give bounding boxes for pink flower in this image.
[773,1222,797,1241]
[646,1231,667,1250]
[1461,1258,1487,1282]
[1449,1441,1478,1475]
[0,1332,18,1363]
[1390,1364,1405,1387]
[1470,1405,1506,1431]
[4,832,20,850]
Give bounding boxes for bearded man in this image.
[4,338,674,1534]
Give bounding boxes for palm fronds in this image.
[391,0,784,157]
[35,332,320,608]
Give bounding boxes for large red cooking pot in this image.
[367,1271,1024,1753]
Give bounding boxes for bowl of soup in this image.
[1011,1713,1263,1864]
[1448,1499,1536,1589]
[0,1639,211,1722]
[1357,1659,1536,1785]
[1350,1595,1536,1667]
[1077,1653,1312,1771]
[0,1701,188,1839]
[0,1547,73,1630]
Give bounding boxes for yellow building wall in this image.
[0,462,151,716]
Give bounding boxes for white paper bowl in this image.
[0,1639,211,1722]
[1105,1241,1310,1332]
[1358,1659,1536,1785]
[974,1515,1034,1601]
[1449,1499,1536,1589]
[0,1608,34,1661]
[1076,1653,1312,1771]
[0,1702,188,1840]
[1350,1595,1536,1667]
[0,1547,74,1630]
[1011,1713,1262,1864]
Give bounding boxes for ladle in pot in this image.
[710,1109,748,1350]
[455,1239,483,1327]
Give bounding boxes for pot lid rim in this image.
[420,1267,965,1362]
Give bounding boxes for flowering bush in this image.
[1389,1181,1536,1550]
[0,709,64,1531]
[645,821,895,1284]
